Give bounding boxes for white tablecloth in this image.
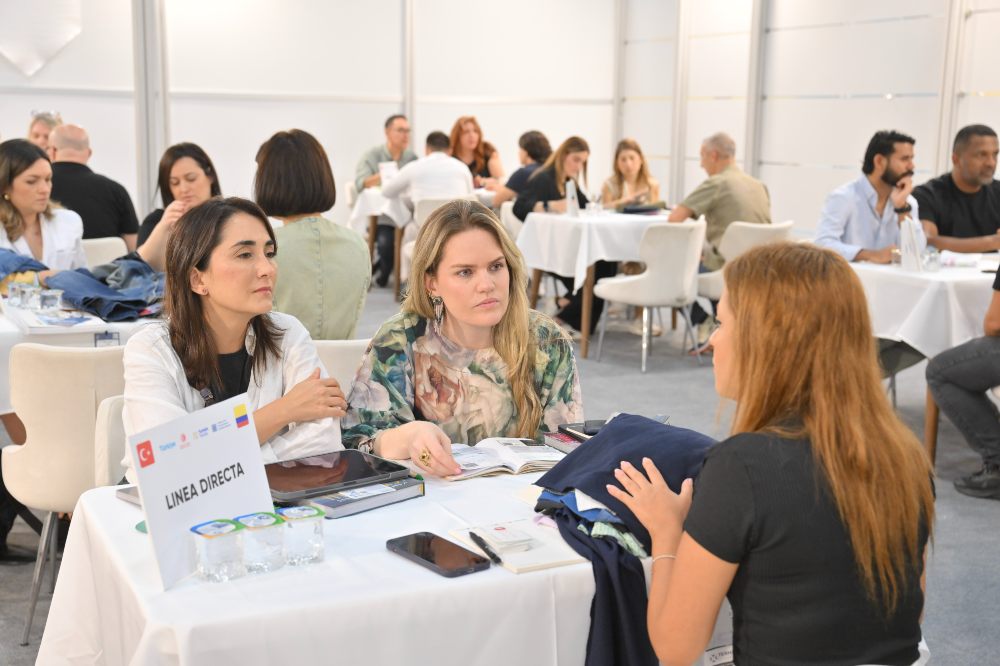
[348,188,411,236]
[852,263,994,358]
[38,475,598,666]
[516,212,668,289]
[0,314,140,414]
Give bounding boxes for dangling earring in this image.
[2,194,9,201]
[431,295,444,327]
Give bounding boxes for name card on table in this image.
[128,394,273,589]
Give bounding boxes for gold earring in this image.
[2,194,9,201]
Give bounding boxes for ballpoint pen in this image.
[469,531,503,565]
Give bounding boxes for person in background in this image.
[926,267,1000,499]
[815,130,923,264]
[601,138,661,210]
[121,197,346,481]
[26,112,61,151]
[0,138,87,443]
[915,124,1000,253]
[668,132,770,270]
[355,114,418,288]
[487,130,552,208]
[381,131,474,206]
[449,116,504,187]
[254,129,370,340]
[514,136,612,335]
[342,200,582,477]
[610,242,933,665]
[48,124,139,251]
[136,143,221,272]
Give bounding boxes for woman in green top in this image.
[254,129,370,340]
[342,199,583,477]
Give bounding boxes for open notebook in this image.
[446,438,565,481]
[449,517,586,573]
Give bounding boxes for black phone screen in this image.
[386,532,490,577]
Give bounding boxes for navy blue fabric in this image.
[536,488,623,524]
[554,507,657,666]
[537,413,716,550]
[0,249,47,279]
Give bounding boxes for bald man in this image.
[49,124,138,251]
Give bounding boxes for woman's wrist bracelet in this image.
[651,554,677,564]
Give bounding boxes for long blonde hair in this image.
[404,199,541,436]
[533,136,589,197]
[611,138,653,197]
[724,242,934,616]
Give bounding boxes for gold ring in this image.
[419,449,432,466]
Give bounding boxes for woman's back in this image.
[685,432,927,666]
[272,216,370,340]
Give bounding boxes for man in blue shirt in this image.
[815,130,924,263]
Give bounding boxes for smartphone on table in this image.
[386,532,490,578]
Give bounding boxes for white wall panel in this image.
[622,101,672,155]
[0,0,133,90]
[759,164,857,235]
[165,0,402,96]
[414,0,614,100]
[168,99,400,223]
[960,11,1000,92]
[768,0,942,29]
[689,0,753,35]
[955,96,1000,135]
[414,102,613,199]
[759,97,939,168]
[688,34,750,98]
[627,0,678,40]
[623,41,674,98]
[764,18,945,97]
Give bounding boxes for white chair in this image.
[500,201,522,239]
[1,344,125,645]
[696,220,794,301]
[81,237,128,268]
[594,220,707,372]
[94,395,126,488]
[313,339,371,392]
[345,181,358,209]
[397,194,478,297]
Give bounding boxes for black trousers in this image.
[557,261,618,334]
[374,218,396,285]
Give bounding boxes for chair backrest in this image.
[3,344,125,513]
[94,395,126,487]
[82,237,128,267]
[313,339,371,391]
[717,220,794,262]
[638,220,707,306]
[345,180,358,209]
[500,200,522,239]
[413,194,477,229]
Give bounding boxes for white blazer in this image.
[122,311,343,481]
[0,208,87,270]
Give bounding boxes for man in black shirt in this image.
[914,124,1000,252]
[49,124,139,250]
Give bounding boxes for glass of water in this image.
[7,282,24,306]
[39,289,63,311]
[20,285,41,310]
[190,519,247,582]
[276,505,325,565]
[234,512,285,573]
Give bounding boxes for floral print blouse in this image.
[342,310,584,449]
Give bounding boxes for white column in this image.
[743,0,768,178]
[935,0,968,173]
[403,0,415,123]
[612,0,627,145]
[669,0,692,201]
[131,0,170,214]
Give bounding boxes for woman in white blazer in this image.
[122,197,347,480]
[0,139,86,272]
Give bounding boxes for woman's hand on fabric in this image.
[379,421,460,477]
[607,458,693,547]
[281,368,347,423]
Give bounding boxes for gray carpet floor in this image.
[1,285,997,664]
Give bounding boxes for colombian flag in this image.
[234,404,249,428]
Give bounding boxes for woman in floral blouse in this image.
[342,199,583,476]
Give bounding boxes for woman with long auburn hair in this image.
[121,197,347,480]
[449,116,504,186]
[342,199,583,477]
[609,242,934,665]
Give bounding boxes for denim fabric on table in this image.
[536,413,716,550]
[927,336,1000,465]
[0,248,47,279]
[46,270,152,321]
[536,488,623,524]
[88,251,165,301]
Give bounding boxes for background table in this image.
[852,263,994,359]
[0,313,140,414]
[516,212,668,357]
[38,474,599,666]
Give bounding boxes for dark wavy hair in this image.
[165,197,282,393]
[0,139,54,242]
[157,142,222,207]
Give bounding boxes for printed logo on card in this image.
[234,403,249,429]
[137,441,155,468]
